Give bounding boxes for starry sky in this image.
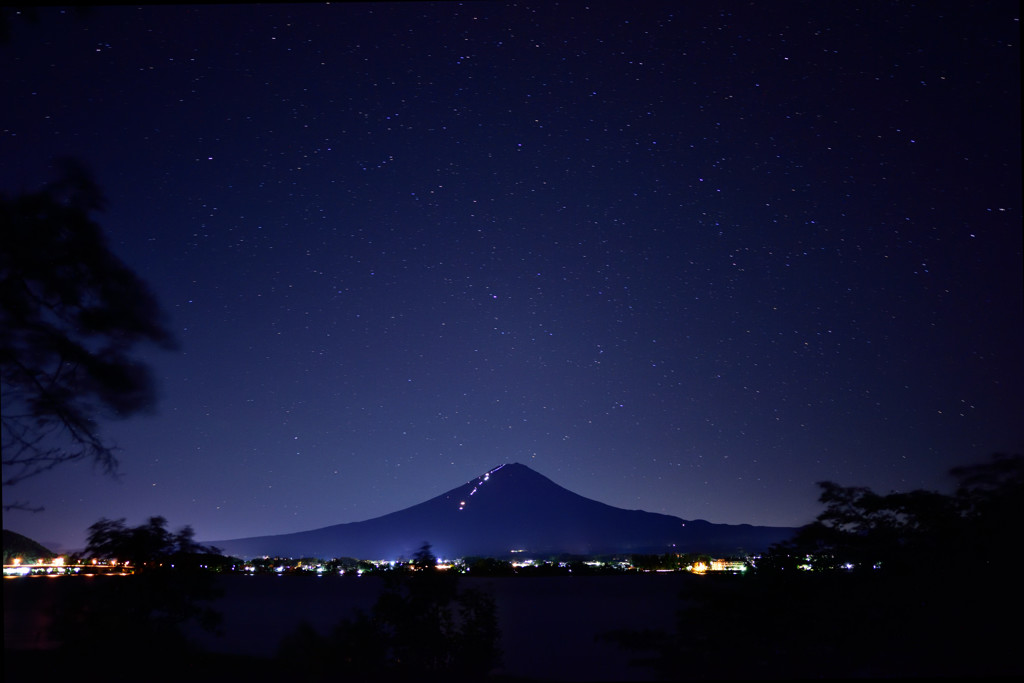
[2,2,1021,553]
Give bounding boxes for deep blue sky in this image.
[3,2,1021,553]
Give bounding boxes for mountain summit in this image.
[210,463,795,559]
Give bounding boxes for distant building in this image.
[710,559,747,572]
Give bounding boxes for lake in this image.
[5,572,696,681]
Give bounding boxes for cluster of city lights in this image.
[2,557,130,577]
[3,557,66,576]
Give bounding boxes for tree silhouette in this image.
[278,542,501,681]
[760,452,1024,574]
[84,515,219,569]
[50,516,223,662]
[1,159,176,506]
[606,453,1024,679]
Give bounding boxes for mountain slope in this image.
[3,529,56,563]
[210,463,796,559]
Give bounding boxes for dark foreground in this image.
[5,572,680,681]
[6,570,1021,681]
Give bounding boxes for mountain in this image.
[3,529,56,563]
[210,463,797,560]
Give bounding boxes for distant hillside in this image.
[3,529,55,563]
[211,463,796,559]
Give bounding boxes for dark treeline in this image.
[606,452,1024,679]
[43,517,223,664]
[759,451,1023,575]
[276,544,501,682]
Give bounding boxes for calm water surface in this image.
[6,572,695,681]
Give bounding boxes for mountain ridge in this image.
[209,463,796,559]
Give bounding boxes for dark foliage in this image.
[462,556,515,576]
[277,543,501,681]
[607,569,1021,680]
[763,452,1024,574]
[949,452,1024,569]
[85,515,217,569]
[47,516,224,660]
[606,453,1024,679]
[1,159,175,503]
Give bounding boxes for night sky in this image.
[3,2,1021,554]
